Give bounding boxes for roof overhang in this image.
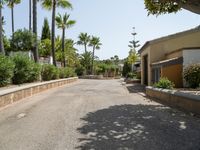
[151,57,183,69]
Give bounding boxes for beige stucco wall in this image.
[166,51,183,59]
[150,31,200,64]
[140,30,200,86]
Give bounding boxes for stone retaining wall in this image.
[0,77,78,108]
[79,75,104,79]
[146,86,200,115]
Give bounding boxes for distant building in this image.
[139,26,200,88]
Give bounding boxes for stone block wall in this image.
[0,77,78,108]
[146,87,200,115]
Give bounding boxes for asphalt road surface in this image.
[0,79,200,150]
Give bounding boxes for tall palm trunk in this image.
[0,1,4,55]
[11,7,14,35]
[51,0,56,66]
[62,28,66,67]
[84,43,87,53]
[91,47,95,75]
[32,0,39,62]
[29,0,31,31]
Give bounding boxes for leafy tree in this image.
[41,0,72,66]
[128,27,140,49]
[113,55,119,65]
[64,39,79,67]
[56,38,79,67]
[41,18,51,40]
[127,27,139,71]
[77,33,90,53]
[56,13,75,67]
[3,36,10,53]
[6,0,21,35]
[10,29,36,52]
[39,39,51,57]
[144,0,200,15]
[127,49,138,65]
[122,59,131,77]
[89,36,102,74]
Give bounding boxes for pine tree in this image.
[41,18,50,40]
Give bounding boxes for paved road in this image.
[0,79,200,150]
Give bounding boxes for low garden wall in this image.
[80,75,104,79]
[80,75,121,80]
[146,86,200,115]
[0,77,78,108]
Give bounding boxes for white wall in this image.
[183,49,200,67]
[183,49,200,87]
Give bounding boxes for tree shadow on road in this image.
[76,104,200,150]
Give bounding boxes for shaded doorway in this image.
[143,55,148,85]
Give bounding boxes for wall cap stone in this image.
[146,86,200,101]
[0,77,78,96]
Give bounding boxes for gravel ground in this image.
[0,79,200,150]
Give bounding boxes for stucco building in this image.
[139,26,200,88]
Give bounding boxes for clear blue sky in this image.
[2,0,200,59]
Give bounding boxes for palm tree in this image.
[89,36,102,75]
[29,0,31,31]
[41,0,72,66]
[55,13,75,67]
[32,0,39,62]
[7,0,21,35]
[0,0,5,54]
[77,33,90,53]
[80,51,93,74]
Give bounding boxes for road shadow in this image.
[76,104,200,150]
[126,84,146,94]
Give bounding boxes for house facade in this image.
[139,26,200,88]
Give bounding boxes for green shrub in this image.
[122,60,131,77]
[52,67,59,80]
[75,66,86,76]
[154,77,175,89]
[0,55,15,87]
[59,68,65,79]
[184,64,200,88]
[12,54,40,84]
[127,72,136,79]
[64,67,76,78]
[27,63,41,83]
[41,64,59,81]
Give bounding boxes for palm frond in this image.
[57,0,72,9]
[41,0,52,10]
[66,20,76,28]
